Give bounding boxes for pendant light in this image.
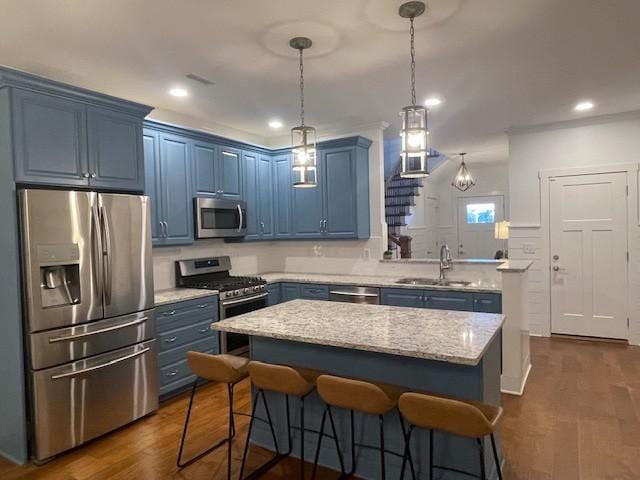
[398,1,429,178]
[451,153,476,192]
[290,37,317,188]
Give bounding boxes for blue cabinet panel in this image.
[192,141,217,197]
[292,160,324,238]
[143,129,161,244]
[380,288,425,308]
[243,151,260,240]
[473,293,502,313]
[257,155,275,238]
[424,290,474,311]
[12,89,87,185]
[159,133,193,245]
[218,147,242,199]
[273,154,292,238]
[87,106,143,191]
[267,283,281,306]
[299,284,329,300]
[281,283,301,302]
[323,148,357,238]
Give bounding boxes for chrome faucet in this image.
[439,244,452,283]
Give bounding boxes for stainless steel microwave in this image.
[194,197,247,239]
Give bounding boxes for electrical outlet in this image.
[523,243,536,254]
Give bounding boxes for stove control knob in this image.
[244,288,250,294]
[260,285,266,290]
[234,289,240,296]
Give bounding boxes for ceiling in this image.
[1,0,639,162]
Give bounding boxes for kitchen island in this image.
[213,299,505,479]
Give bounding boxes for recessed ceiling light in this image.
[425,97,442,107]
[169,87,189,97]
[268,119,283,129]
[574,101,594,112]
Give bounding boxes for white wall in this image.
[403,159,509,258]
[508,111,640,344]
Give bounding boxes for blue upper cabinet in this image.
[243,150,260,240]
[257,155,274,238]
[4,67,152,191]
[218,147,242,199]
[273,154,293,239]
[322,147,357,238]
[292,156,324,238]
[192,141,217,197]
[159,133,193,245]
[143,129,161,244]
[87,106,144,191]
[12,89,88,186]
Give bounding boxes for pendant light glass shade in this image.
[291,125,317,188]
[451,153,476,192]
[400,105,429,178]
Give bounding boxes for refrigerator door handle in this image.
[48,317,149,343]
[100,205,113,305]
[50,347,151,380]
[91,205,104,300]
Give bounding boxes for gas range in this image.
[175,257,267,301]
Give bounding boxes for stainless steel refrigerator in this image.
[19,189,158,461]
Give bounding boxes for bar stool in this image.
[311,375,415,480]
[398,392,503,480]
[177,351,249,480]
[238,360,322,480]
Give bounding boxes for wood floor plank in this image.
[1,337,639,479]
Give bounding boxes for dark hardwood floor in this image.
[1,336,638,479]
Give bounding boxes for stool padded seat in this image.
[248,361,322,397]
[187,352,249,385]
[399,392,503,439]
[316,375,407,415]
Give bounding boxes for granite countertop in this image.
[261,272,501,293]
[213,299,505,366]
[154,288,218,306]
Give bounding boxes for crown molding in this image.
[507,110,640,136]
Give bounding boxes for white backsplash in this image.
[152,237,502,290]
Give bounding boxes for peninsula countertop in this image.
[212,299,505,366]
[260,272,501,293]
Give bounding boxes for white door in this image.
[457,196,505,259]
[549,172,628,339]
[423,196,438,257]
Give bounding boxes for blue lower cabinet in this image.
[380,288,425,308]
[267,283,281,306]
[473,293,502,313]
[155,296,219,398]
[281,283,301,302]
[424,290,474,312]
[299,284,329,300]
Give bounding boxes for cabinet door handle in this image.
[319,220,323,232]
[260,221,265,232]
[82,172,90,178]
[323,219,327,231]
[90,172,97,178]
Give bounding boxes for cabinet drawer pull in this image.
[197,304,208,309]
[198,328,209,334]
[164,336,177,343]
[166,370,178,377]
[164,310,176,317]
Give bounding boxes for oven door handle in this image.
[222,292,268,307]
[237,204,243,233]
[329,290,379,298]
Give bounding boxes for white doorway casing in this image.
[549,172,628,339]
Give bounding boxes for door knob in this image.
[553,265,560,271]
[553,254,559,261]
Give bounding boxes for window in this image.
[466,203,495,224]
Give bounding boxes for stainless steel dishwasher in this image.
[328,285,380,304]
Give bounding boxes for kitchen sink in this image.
[395,278,442,286]
[395,278,473,287]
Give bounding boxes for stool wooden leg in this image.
[177,379,236,474]
[378,415,386,480]
[311,407,328,480]
[490,433,503,480]
[477,438,486,480]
